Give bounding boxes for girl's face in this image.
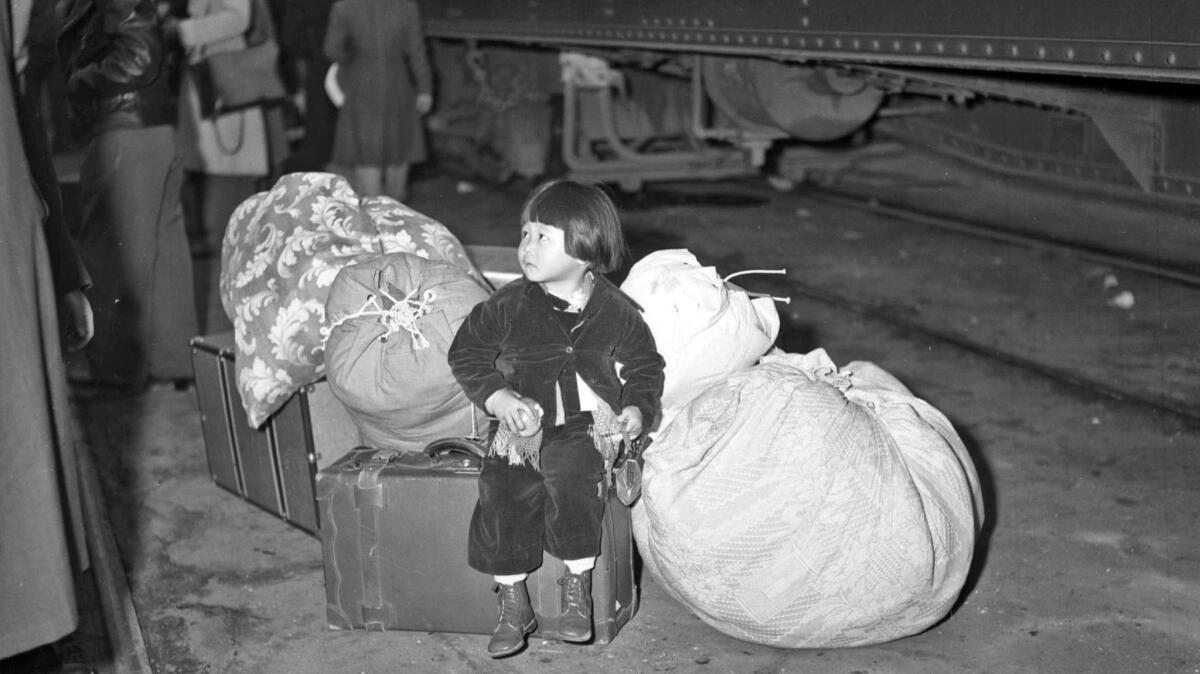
[519,221,588,291]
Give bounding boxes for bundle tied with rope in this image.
[620,249,788,429]
[323,252,491,453]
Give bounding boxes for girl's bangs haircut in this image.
[521,180,627,273]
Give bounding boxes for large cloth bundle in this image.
[633,350,984,648]
[323,253,490,452]
[620,249,779,426]
[221,172,482,427]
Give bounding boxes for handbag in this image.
[190,0,286,118]
[610,433,644,506]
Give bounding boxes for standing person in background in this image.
[60,0,199,391]
[278,0,337,173]
[1,0,95,669]
[166,0,283,258]
[323,0,432,202]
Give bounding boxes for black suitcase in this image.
[191,332,361,534]
[317,442,638,643]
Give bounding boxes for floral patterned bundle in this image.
[220,172,483,428]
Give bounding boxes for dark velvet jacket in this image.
[448,274,665,432]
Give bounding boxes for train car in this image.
[416,0,1200,205]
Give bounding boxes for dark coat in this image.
[1,0,91,658]
[323,0,431,167]
[448,275,665,431]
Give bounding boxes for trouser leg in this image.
[541,416,607,561]
[79,127,198,385]
[468,414,606,575]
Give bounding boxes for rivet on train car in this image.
[1065,47,1075,59]
[873,40,881,50]
[1101,49,1112,62]
[802,16,810,27]
[1186,183,1193,195]
[1037,46,1047,58]
[1167,52,1178,65]
[936,42,945,53]
[1010,45,1019,56]
[853,39,861,49]
[914,41,923,52]
[1132,51,1144,64]
[984,44,994,56]
[959,42,969,54]
[767,36,775,45]
[892,40,901,51]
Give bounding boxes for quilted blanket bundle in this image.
[633,349,984,648]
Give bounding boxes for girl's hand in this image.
[487,389,543,436]
[616,406,643,439]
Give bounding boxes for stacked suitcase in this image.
[317,443,638,643]
[191,332,361,535]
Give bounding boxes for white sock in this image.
[563,557,595,574]
[494,573,528,585]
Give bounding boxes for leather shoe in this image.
[557,570,593,642]
[488,581,536,658]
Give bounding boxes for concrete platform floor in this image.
[68,146,1200,673]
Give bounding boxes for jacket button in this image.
[565,346,574,354]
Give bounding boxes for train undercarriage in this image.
[418,0,1200,208]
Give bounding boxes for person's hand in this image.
[616,406,643,439]
[60,288,94,352]
[416,93,433,115]
[487,389,543,437]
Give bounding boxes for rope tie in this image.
[323,286,437,349]
[724,268,792,304]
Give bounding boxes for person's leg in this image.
[143,126,199,382]
[469,457,544,657]
[383,162,411,203]
[77,130,150,387]
[540,415,607,643]
[351,165,382,197]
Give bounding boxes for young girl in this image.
[448,179,664,658]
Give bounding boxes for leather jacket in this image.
[58,0,177,135]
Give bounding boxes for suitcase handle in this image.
[424,437,487,461]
